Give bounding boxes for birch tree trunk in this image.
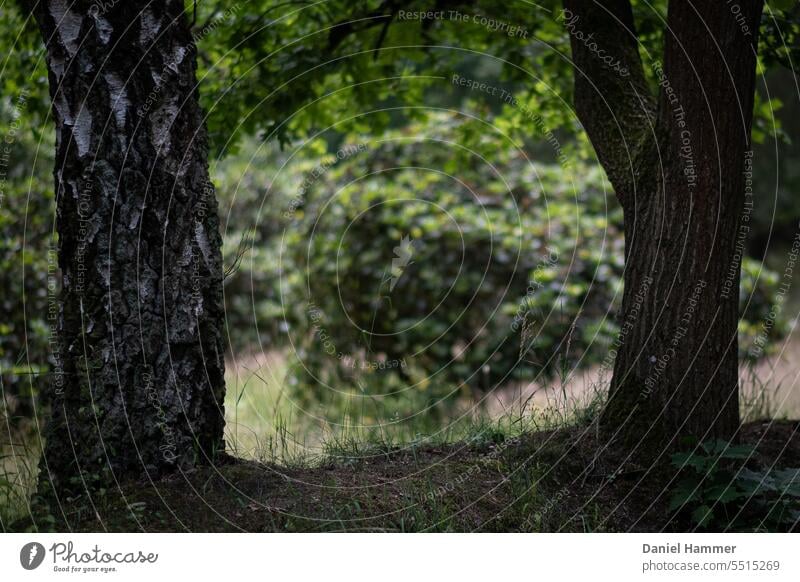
[33,0,226,496]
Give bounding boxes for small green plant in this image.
[669,439,800,531]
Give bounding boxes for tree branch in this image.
[562,0,656,208]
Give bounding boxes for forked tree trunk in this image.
[564,0,764,453]
[33,0,226,496]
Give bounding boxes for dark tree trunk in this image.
[33,0,226,497]
[564,0,764,453]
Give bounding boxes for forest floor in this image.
[11,419,800,533]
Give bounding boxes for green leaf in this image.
[720,445,755,460]
[738,468,777,494]
[671,452,710,472]
[706,484,747,504]
[772,469,800,497]
[691,505,714,528]
[669,480,700,511]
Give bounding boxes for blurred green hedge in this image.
[215,114,787,421]
[0,97,55,425]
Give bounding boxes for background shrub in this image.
[210,114,786,422]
